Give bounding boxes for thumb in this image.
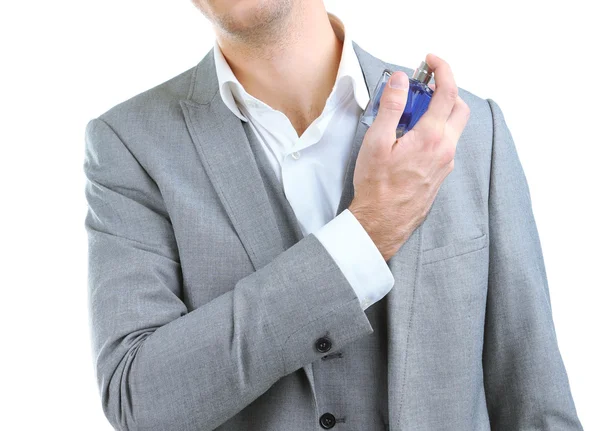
[371,71,409,139]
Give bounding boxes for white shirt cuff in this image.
[313,208,395,310]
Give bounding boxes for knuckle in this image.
[380,99,406,113]
[438,144,455,165]
[365,130,385,150]
[457,96,469,112]
[372,141,389,158]
[460,102,471,123]
[426,127,444,145]
[367,133,393,158]
[463,102,471,118]
[446,86,458,102]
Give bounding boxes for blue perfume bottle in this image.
[361,61,434,138]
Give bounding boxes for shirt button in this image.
[315,337,332,353]
[362,299,372,308]
[291,151,301,160]
[319,412,336,429]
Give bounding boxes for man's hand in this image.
[349,53,471,261]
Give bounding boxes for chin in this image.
[206,0,293,38]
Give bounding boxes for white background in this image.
[1,0,597,429]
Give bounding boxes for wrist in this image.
[348,202,387,259]
[348,201,407,262]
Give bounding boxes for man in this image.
[83,0,583,430]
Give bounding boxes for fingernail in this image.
[389,72,408,90]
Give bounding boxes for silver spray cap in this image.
[412,61,433,85]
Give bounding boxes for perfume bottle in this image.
[361,61,434,138]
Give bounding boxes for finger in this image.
[412,53,458,136]
[444,95,471,152]
[370,71,409,145]
[423,53,457,121]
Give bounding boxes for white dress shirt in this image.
[213,12,394,310]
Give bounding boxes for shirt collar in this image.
[213,11,370,123]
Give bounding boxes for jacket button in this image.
[315,337,332,353]
[319,412,336,429]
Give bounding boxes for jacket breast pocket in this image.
[421,232,488,265]
[414,231,490,377]
[418,231,490,340]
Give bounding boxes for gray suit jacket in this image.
[83,42,583,430]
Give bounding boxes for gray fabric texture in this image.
[83,41,583,430]
[243,116,391,430]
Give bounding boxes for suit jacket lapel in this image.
[179,49,285,271]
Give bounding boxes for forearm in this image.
[90,233,373,431]
[85,118,374,431]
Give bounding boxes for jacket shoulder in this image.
[94,63,198,129]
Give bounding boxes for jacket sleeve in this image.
[83,117,374,431]
[482,99,583,429]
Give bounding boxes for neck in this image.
[214,3,342,136]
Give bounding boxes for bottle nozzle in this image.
[412,61,433,85]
